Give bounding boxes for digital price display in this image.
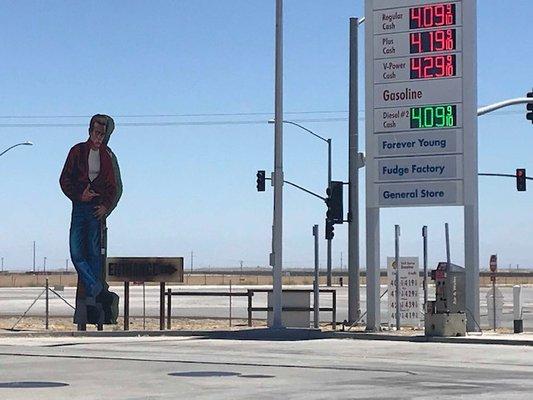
[410,105,457,129]
[409,3,456,29]
[410,55,456,79]
[410,29,456,54]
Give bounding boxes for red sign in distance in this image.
[489,254,497,273]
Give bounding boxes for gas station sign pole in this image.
[365,0,479,331]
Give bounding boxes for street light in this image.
[0,141,34,157]
[268,119,334,286]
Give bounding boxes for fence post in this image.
[45,278,49,330]
[229,280,232,327]
[124,281,130,331]
[159,282,165,330]
[167,288,172,330]
[332,290,337,330]
[247,290,253,327]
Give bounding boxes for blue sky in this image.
[1,1,532,272]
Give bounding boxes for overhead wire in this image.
[0,109,524,129]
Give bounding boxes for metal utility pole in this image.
[394,225,401,330]
[313,225,320,329]
[422,226,428,310]
[33,241,36,273]
[43,257,47,273]
[348,17,361,324]
[1,257,3,272]
[326,139,332,286]
[445,223,451,268]
[65,259,69,272]
[271,0,284,328]
[190,251,194,274]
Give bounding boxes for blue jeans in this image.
[69,201,103,299]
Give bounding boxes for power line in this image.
[0,109,524,129]
[0,117,350,129]
[0,110,351,119]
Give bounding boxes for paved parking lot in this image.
[0,335,532,399]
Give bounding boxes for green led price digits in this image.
[410,105,456,129]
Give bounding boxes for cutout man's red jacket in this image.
[60,140,117,210]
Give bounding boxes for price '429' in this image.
[410,55,456,79]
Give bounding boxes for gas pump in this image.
[425,262,466,336]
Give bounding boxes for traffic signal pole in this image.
[477,97,533,116]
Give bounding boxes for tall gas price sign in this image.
[365,0,478,331]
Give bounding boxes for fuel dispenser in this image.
[425,262,466,336]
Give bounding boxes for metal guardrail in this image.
[164,288,337,330]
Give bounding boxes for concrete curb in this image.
[1,328,532,346]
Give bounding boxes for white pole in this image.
[313,225,319,329]
[272,0,284,328]
[394,225,401,330]
[513,285,522,321]
[464,2,480,332]
[348,17,360,324]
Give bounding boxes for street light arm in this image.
[269,119,329,143]
[0,141,33,157]
[284,120,329,143]
[477,97,533,116]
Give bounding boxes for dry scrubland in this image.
[1,272,532,288]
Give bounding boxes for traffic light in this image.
[256,170,265,192]
[527,91,533,123]
[516,168,526,191]
[325,219,335,240]
[325,181,343,223]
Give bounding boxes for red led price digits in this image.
[410,55,456,79]
[410,29,455,54]
[410,3,456,29]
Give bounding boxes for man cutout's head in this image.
[89,114,115,148]
[88,115,108,150]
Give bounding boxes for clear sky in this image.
[1,1,532,272]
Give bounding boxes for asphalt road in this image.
[0,335,532,399]
[1,285,532,330]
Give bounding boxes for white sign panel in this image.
[378,180,462,207]
[377,154,462,182]
[377,130,462,157]
[374,79,463,108]
[366,0,476,208]
[387,257,420,327]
